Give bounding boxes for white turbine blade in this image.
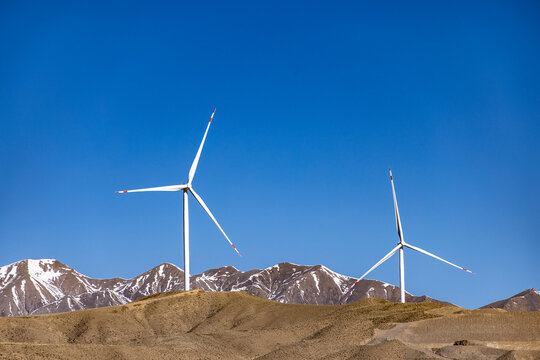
[350,244,402,289]
[188,188,242,256]
[389,168,404,243]
[404,243,474,274]
[188,109,215,184]
[116,184,187,193]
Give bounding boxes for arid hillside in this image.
[0,290,538,360]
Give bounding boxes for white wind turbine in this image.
[351,168,473,303]
[116,109,241,291]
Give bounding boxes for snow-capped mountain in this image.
[480,288,540,312]
[0,260,184,316]
[0,259,127,316]
[0,259,447,317]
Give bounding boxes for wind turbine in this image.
[116,109,241,291]
[351,168,473,303]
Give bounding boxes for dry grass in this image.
[0,291,537,359]
[403,310,540,343]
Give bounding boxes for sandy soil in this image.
[0,290,538,359]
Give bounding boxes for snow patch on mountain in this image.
[311,273,320,294]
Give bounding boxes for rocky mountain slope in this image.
[480,288,540,312]
[0,259,448,316]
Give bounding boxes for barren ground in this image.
[0,290,538,359]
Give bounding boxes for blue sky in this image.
[1,1,538,309]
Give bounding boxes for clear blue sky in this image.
[1,1,538,309]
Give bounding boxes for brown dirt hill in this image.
[0,290,538,360]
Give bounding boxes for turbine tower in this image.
[351,168,473,303]
[116,109,241,291]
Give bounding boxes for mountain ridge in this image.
[480,288,540,312]
[1,258,536,316]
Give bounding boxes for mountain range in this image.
[0,259,537,316]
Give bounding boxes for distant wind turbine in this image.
[116,109,241,291]
[351,168,473,303]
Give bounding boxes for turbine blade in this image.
[350,244,402,289]
[116,184,187,193]
[189,188,241,256]
[404,243,474,274]
[188,109,215,184]
[389,168,404,243]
